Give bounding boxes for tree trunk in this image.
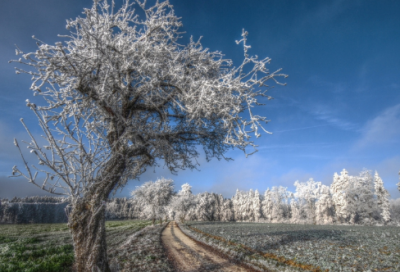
[68,197,111,272]
[65,147,144,271]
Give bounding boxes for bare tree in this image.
[8,0,286,271]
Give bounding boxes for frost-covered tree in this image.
[195,192,221,221]
[344,169,376,224]
[220,198,234,221]
[330,169,350,223]
[253,189,262,222]
[130,177,174,224]
[315,185,334,225]
[8,0,286,270]
[374,171,391,224]
[269,186,290,222]
[390,198,400,224]
[290,197,301,223]
[330,169,378,224]
[168,183,195,222]
[261,188,273,221]
[294,178,321,224]
[179,183,192,196]
[232,189,256,221]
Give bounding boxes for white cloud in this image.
[354,104,400,150]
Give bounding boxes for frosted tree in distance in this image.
[270,186,289,222]
[331,170,350,223]
[261,188,273,221]
[315,185,334,224]
[374,171,391,224]
[8,0,286,270]
[179,183,192,196]
[130,177,174,224]
[168,183,195,222]
[294,178,321,224]
[253,189,262,222]
[345,169,375,224]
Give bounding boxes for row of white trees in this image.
[130,169,396,226]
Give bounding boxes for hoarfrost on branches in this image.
[9,0,287,206]
[8,0,286,270]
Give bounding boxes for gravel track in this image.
[161,221,252,272]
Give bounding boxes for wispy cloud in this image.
[272,124,328,133]
[258,142,336,150]
[309,104,358,131]
[353,103,400,150]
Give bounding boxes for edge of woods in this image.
[0,219,175,272]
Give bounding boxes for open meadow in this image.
[184,221,400,272]
[0,220,157,272]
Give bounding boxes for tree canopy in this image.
[10,0,287,203]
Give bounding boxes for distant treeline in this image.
[2,169,400,226]
[0,196,142,224]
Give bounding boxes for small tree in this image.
[9,0,286,270]
[130,177,174,224]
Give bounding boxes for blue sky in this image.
[1,0,400,200]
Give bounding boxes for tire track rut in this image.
[161,222,253,272]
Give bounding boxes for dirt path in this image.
[161,222,253,272]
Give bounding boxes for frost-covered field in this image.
[188,221,400,271]
[0,220,163,272]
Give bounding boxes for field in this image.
[186,221,400,272]
[0,220,152,272]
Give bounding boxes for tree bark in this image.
[68,197,111,272]
[66,152,133,272]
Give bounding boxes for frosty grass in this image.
[0,220,173,272]
[185,221,400,272]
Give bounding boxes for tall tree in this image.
[261,188,273,221]
[345,169,375,224]
[270,186,289,222]
[294,178,321,224]
[330,169,350,223]
[374,171,391,224]
[253,189,262,222]
[9,0,285,270]
[315,185,334,224]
